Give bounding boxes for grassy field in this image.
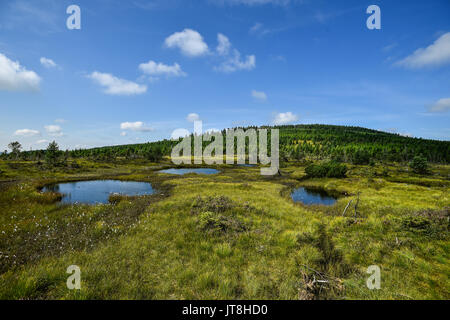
[0,159,448,300]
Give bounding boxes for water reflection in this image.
[42,180,154,204]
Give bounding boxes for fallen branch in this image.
[342,199,353,216]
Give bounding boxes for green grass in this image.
[0,159,448,299]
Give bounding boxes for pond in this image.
[291,187,337,206]
[158,168,219,175]
[42,180,154,204]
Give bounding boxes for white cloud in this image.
[249,22,263,34]
[251,90,267,101]
[205,128,221,134]
[120,131,127,136]
[40,57,57,68]
[273,112,298,125]
[14,129,40,137]
[88,71,147,95]
[120,121,153,132]
[217,50,256,73]
[186,113,200,122]
[171,128,191,140]
[382,43,397,53]
[396,32,450,69]
[36,139,49,144]
[139,60,186,77]
[216,33,231,56]
[429,98,450,113]
[45,125,63,137]
[0,53,41,92]
[165,29,209,57]
[214,34,256,73]
[249,22,273,36]
[164,30,255,72]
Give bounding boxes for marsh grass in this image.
[0,159,448,299]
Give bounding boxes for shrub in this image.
[352,149,371,165]
[325,162,348,178]
[409,155,428,174]
[198,211,246,234]
[305,162,347,178]
[399,208,449,238]
[69,161,81,169]
[145,145,163,163]
[191,196,234,214]
[401,216,430,231]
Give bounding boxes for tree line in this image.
[1,125,449,165]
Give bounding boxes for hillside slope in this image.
[9,124,450,164]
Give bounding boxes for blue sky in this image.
[0,0,449,151]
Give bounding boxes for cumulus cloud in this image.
[396,32,450,69]
[171,128,191,140]
[273,112,298,125]
[165,29,209,57]
[251,90,267,101]
[428,98,450,113]
[214,34,256,73]
[0,53,41,92]
[36,139,49,144]
[45,125,63,137]
[120,121,153,132]
[186,113,200,122]
[88,72,147,95]
[163,31,255,72]
[40,57,57,68]
[139,60,186,78]
[14,129,40,137]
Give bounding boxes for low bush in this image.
[409,155,428,174]
[198,211,247,234]
[305,162,347,178]
[191,196,234,214]
[398,208,449,239]
[351,149,371,165]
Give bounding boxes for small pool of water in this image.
[42,180,154,204]
[291,187,337,206]
[158,168,219,175]
[236,164,256,167]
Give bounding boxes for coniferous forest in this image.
[3,125,449,164]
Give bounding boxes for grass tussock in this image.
[191,196,249,235]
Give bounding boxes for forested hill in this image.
[273,124,449,163]
[6,124,450,164]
